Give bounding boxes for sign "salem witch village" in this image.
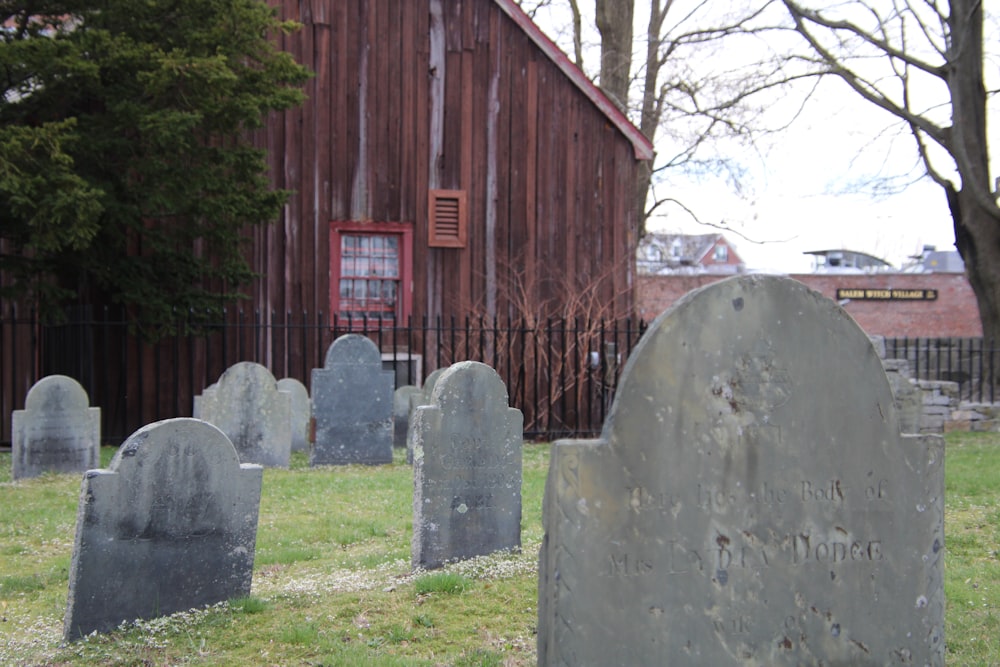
[836,288,939,301]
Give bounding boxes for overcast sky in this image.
[528,1,968,273]
[654,82,958,274]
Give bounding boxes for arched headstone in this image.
[194,362,291,467]
[537,275,944,666]
[12,375,100,479]
[311,334,393,465]
[412,361,523,569]
[64,418,263,640]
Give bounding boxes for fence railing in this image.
[6,310,993,448]
[884,336,999,403]
[1,306,647,446]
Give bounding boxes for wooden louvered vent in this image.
[428,189,467,248]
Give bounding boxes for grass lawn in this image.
[1,432,998,666]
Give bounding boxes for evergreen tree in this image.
[0,0,309,333]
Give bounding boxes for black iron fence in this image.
[1,306,647,446]
[6,310,995,448]
[884,336,1000,403]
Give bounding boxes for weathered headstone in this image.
[412,361,523,569]
[193,362,291,467]
[12,375,100,480]
[277,378,311,452]
[311,334,393,465]
[192,382,217,418]
[406,367,446,464]
[64,418,263,640]
[538,275,945,666]
[393,385,422,449]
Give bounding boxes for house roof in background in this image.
[640,233,725,264]
[804,249,893,271]
[493,0,654,161]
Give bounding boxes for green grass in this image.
[414,572,472,595]
[1,433,998,665]
[942,432,1000,666]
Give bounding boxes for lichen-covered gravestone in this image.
[311,334,393,465]
[64,418,263,640]
[277,377,311,452]
[12,375,100,480]
[193,362,291,467]
[412,361,523,569]
[537,275,945,666]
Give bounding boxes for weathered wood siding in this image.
[256,0,642,332]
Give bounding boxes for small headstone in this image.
[412,361,523,569]
[406,368,446,464]
[11,375,100,480]
[311,334,393,465]
[63,418,263,640]
[192,382,217,419]
[537,275,945,666]
[393,385,422,449]
[194,362,291,467]
[278,378,311,452]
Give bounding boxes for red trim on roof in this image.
[493,0,654,161]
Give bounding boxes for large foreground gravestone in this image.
[311,335,393,465]
[64,418,263,640]
[412,361,523,569]
[12,375,100,480]
[193,362,291,467]
[537,275,945,666]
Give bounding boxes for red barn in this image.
[254,0,652,327]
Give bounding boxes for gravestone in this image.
[311,334,393,465]
[193,362,291,467]
[537,275,945,666]
[64,418,263,640]
[393,385,422,449]
[11,375,100,480]
[406,368,446,464]
[412,361,523,569]
[278,378,311,452]
[191,382,218,422]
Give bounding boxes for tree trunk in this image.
[634,0,665,238]
[595,0,634,112]
[946,0,1000,341]
[949,187,1000,342]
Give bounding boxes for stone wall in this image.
[874,336,997,434]
[947,403,1000,433]
[916,380,961,435]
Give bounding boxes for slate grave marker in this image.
[394,385,422,449]
[193,362,291,467]
[311,334,393,465]
[412,361,523,569]
[64,418,263,640]
[277,378,311,452]
[12,375,100,480]
[537,275,945,666]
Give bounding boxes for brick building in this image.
[636,272,981,337]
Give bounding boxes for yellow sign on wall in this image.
[836,288,938,301]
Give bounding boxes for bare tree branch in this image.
[783,0,945,76]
